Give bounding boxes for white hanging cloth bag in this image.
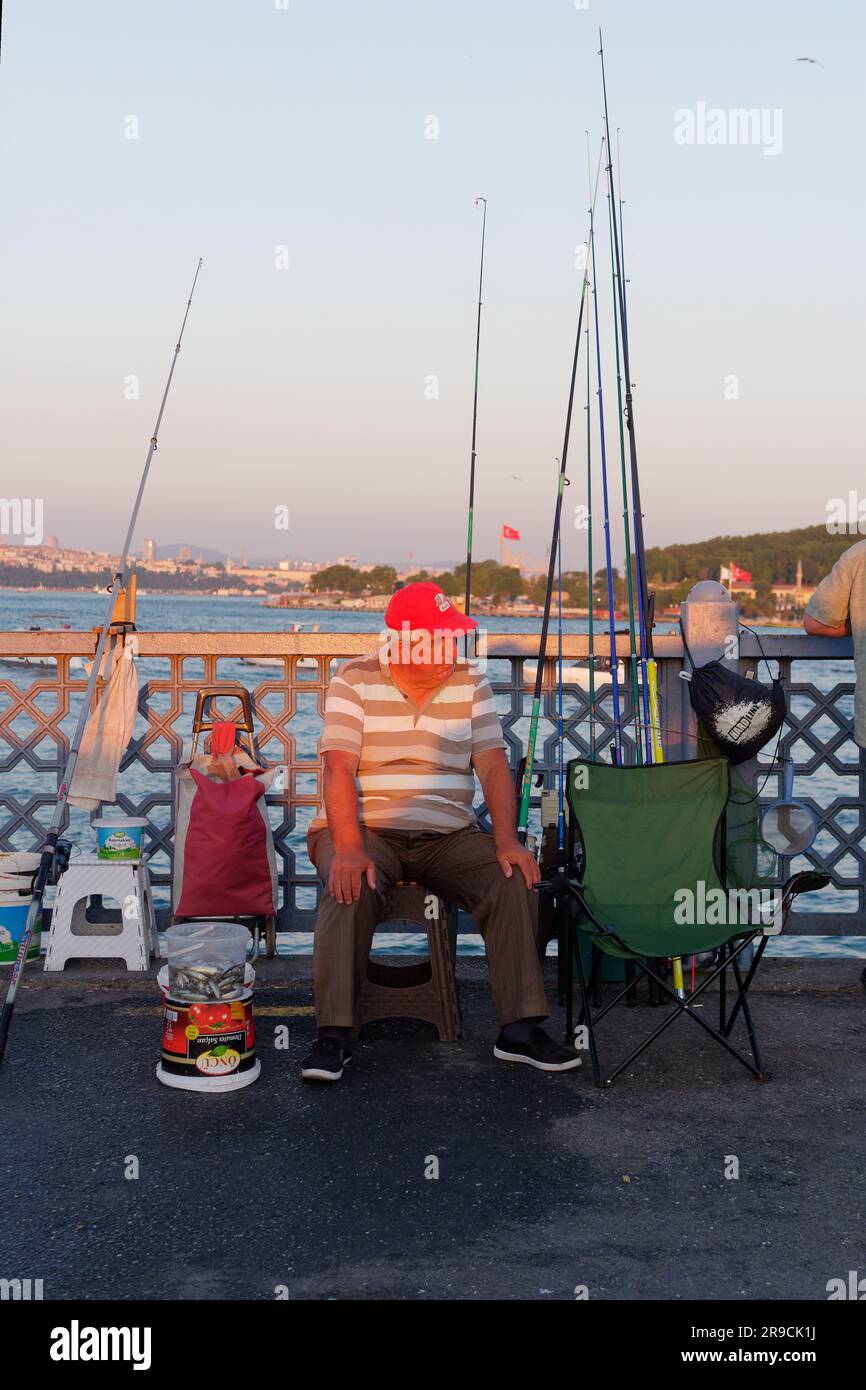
[68,632,140,810]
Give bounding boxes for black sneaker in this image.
[301,1038,352,1083]
[493,1026,582,1073]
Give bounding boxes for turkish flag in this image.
[731,564,753,582]
[502,525,520,540]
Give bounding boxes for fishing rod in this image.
[615,127,664,765]
[600,42,678,990]
[555,478,566,857]
[599,31,656,765]
[609,109,681,999]
[585,278,597,757]
[588,143,624,766]
[0,258,203,1062]
[464,197,487,615]
[517,143,604,844]
[607,182,641,758]
[585,136,597,759]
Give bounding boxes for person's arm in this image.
[804,549,856,638]
[473,747,540,889]
[804,612,851,638]
[322,750,376,904]
[317,668,375,904]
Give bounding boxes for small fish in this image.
[215,963,245,998]
[168,959,246,1001]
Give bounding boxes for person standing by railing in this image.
[803,538,865,748]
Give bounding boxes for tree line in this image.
[311,524,854,613]
[643,524,851,589]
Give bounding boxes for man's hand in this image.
[473,748,540,888]
[328,844,377,904]
[321,750,375,903]
[494,837,541,889]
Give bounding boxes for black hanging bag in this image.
[679,623,786,765]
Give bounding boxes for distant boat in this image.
[260,594,313,608]
[0,617,86,672]
[239,623,320,669]
[524,659,626,690]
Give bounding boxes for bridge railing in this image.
[0,626,860,933]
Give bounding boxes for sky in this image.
[1,1,864,567]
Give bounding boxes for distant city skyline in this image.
[2,1,862,568]
[0,518,840,575]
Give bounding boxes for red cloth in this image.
[210,721,236,756]
[176,769,275,917]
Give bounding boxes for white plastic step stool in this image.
[44,856,158,971]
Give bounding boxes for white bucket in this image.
[0,851,41,896]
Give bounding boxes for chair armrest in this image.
[781,870,831,914]
[763,870,831,935]
[749,871,831,937]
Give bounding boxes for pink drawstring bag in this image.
[175,769,276,917]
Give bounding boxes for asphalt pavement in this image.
[1,953,864,1300]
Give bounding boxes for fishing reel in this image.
[52,838,73,882]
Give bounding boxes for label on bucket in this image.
[193,1030,245,1076]
[0,906,40,964]
[161,994,256,1078]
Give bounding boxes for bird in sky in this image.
[796,57,824,68]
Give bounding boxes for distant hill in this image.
[155,542,290,567]
[645,524,857,592]
[155,542,239,564]
[151,544,460,570]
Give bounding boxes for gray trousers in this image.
[308,825,548,1030]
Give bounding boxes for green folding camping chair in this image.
[560,756,829,1086]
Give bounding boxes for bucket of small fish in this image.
[157,921,260,1092]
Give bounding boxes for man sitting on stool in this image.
[302,582,580,1082]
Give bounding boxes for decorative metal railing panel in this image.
[0,631,861,932]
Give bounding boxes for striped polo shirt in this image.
[310,654,506,834]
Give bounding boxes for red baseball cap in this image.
[385,582,478,633]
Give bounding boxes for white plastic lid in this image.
[93,817,148,829]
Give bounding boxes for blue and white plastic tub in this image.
[93,814,148,861]
[0,852,42,963]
